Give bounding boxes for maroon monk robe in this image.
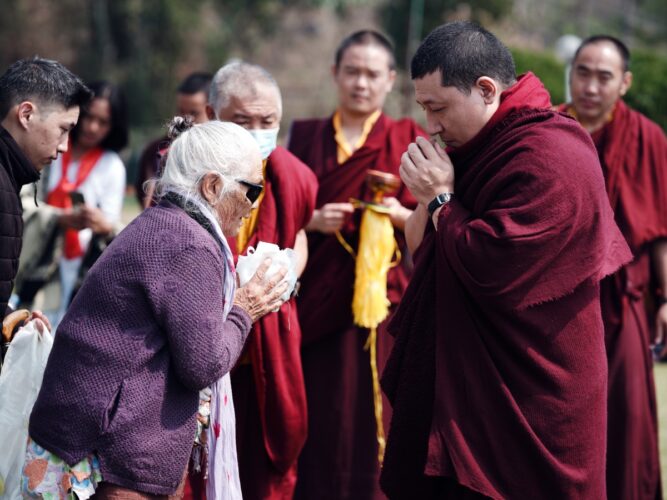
[381,73,632,500]
[288,113,426,499]
[228,146,317,499]
[559,100,667,500]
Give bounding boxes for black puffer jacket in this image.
[0,125,39,317]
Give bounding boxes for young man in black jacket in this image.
[0,57,90,319]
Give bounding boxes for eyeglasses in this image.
[236,179,264,203]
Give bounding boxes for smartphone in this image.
[69,191,85,207]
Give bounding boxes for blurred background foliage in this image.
[0,0,665,180]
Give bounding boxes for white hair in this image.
[209,60,282,118]
[155,120,261,208]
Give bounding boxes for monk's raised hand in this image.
[306,202,355,234]
[381,196,412,229]
[400,136,454,206]
[234,258,290,322]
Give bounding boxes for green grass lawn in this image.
[656,363,667,487]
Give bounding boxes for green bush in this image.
[511,49,566,106]
[510,47,667,132]
[624,49,667,131]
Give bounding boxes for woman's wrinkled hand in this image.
[233,258,290,322]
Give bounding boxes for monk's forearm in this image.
[405,204,429,255]
[653,239,667,298]
[293,229,308,277]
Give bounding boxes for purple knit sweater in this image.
[29,201,252,495]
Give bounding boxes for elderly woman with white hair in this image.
[23,118,288,499]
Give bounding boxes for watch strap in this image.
[427,192,454,216]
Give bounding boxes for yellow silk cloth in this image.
[333,109,381,164]
[336,202,400,465]
[332,107,394,464]
[236,159,268,254]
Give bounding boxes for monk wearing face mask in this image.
[204,61,318,500]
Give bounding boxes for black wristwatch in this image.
[427,192,454,216]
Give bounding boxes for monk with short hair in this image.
[382,21,632,499]
[288,30,426,499]
[559,34,666,500]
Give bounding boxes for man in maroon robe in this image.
[288,30,426,499]
[208,61,318,499]
[559,35,667,500]
[381,22,632,499]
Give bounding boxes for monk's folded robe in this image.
[381,73,632,500]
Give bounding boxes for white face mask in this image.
[247,127,279,160]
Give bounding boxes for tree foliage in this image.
[512,47,667,130]
[624,49,667,131]
[511,49,565,105]
[380,0,514,72]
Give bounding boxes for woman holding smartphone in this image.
[17,81,128,328]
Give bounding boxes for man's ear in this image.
[205,104,217,121]
[620,71,633,97]
[17,101,36,130]
[476,77,500,104]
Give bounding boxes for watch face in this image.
[438,193,452,205]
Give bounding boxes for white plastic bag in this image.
[0,320,53,499]
[236,242,297,301]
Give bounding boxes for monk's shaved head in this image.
[209,61,282,118]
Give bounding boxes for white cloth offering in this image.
[236,242,297,302]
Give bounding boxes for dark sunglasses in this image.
[236,179,264,203]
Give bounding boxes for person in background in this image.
[0,57,90,325]
[287,30,426,500]
[559,35,666,500]
[380,21,631,499]
[25,119,291,499]
[206,60,317,500]
[15,80,127,330]
[136,72,212,208]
